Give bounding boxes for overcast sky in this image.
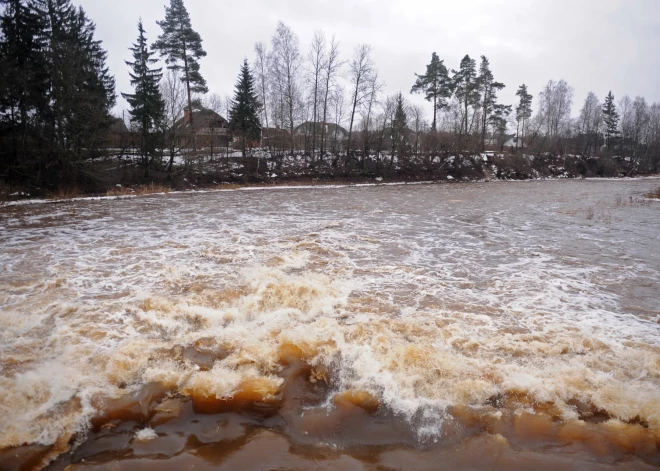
[79,0,660,121]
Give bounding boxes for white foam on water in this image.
[134,428,158,442]
[1,179,660,452]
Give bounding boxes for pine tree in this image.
[122,20,164,176]
[602,91,619,150]
[153,0,207,130]
[229,59,261,160]
[477,56,506,151]
[453,55,480,146]
[515,84,533,151]
[410,52,452,131]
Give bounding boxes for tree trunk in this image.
[346,84,360,168]
[481,88,487,152]
[181,37,195,153]
[311,78,318,168]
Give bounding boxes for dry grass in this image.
[208,179,333,192]
[52,187,82,199]
[106,183,171,197]
[0,185,10,202]
[212,183,241,190]
[646,187,660,200]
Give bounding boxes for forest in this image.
[1,0,660,196]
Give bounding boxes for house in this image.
[109,117,129,134]
[503,134,524,148]
[172,108,230,149]
[294,122,348,140]
[107,116,132,149]
[261,126,292,150]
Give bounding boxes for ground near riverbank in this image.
[1,152,656,203]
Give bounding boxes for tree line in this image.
[1,0,659,192]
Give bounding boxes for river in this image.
[1,179,659,470]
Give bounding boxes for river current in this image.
[1,179,659,470]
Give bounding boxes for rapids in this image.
[1,179,660,470]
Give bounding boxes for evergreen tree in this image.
[390,92,407,168]
[477,56,506,151]
[0,0,49,166]
[602,90,619,150]
[4,0,115,185]
[228,59,261,159]
[515,84,533,151]
[57,4,115,161]
[0,0,48,130]
[153,0,207,129]
[488,104,512,148]
[122,20,164,176]
[453,55,480,145]
[410,52,452,131]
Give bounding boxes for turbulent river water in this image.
[1,179,660,471]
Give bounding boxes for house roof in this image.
[262,127,291,136]
[294,122,348,135]
[172,109,228,132]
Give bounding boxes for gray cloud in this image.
[80,0,660,118]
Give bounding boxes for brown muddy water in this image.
[1,179,660,471]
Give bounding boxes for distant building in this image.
[172,108,230,149]
[107,117,131,149]
[502,135,521,148]
[261,125,292,150]
[294,122,348,140]
[109,117,129,134]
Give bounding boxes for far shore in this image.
[2,173,659,208]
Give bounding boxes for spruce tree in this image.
[228,59,261,160]
[24,0,114,181]
[602,91,619,150]
[453,55,480,146]
[0,0,48,132]
[122,20,164,176]
[515,84,533,151]
[0,0,49,169]
[390,92,407,168]
[410,52,452,131]
[63,6,115,158]
[153,0,207,129]
[477,56,506,151]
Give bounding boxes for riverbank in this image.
[2,151,657,204]
[2,173,660,208]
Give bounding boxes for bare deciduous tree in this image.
[307,31,326,167]
[320,36,342,161]
[374,95,397,175]
[538,79,573,140]
[330,85,346,167]
[360,72,384,171]
[254,42,270,148]
[346,44,375,166]
[578,92,601,154]
[409,104,426,156]
[161,69,187,173]
[202,92,225,161]
[619,95,633,155]
[270,22,302,156]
